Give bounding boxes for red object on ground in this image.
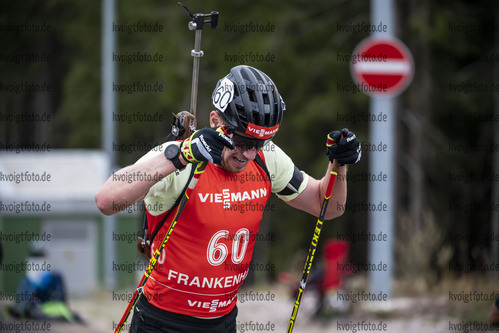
[321,240,350,291]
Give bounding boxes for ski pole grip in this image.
[332,159,340,173]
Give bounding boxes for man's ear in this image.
[209,110,222,127]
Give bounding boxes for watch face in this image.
[165,144,179,159]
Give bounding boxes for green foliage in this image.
[1,0,496,281]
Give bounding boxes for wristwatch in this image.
[164,144,186,170]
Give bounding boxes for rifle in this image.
[136,2,218,257]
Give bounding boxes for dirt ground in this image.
[0,281,496,333]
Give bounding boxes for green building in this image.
[0,150,143,297]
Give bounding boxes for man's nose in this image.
[241,147,258,160]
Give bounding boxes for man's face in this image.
[219,131,266,173]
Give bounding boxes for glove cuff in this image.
[180,136,199,164]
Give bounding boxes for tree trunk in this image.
[492,1,499,277]
[408,0,431,234]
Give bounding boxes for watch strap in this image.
[170,154,186,170]
[164,145,186,170]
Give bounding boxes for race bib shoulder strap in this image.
[254,149,302,195]
[254,151,271,185]
[147,164,196,243]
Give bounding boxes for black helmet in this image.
[212,65,285,140]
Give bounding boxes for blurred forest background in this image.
[0,0,497,292]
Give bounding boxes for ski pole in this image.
[286,158,340,333]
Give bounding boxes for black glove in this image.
[326,128,361,165]
[180,126,234,164]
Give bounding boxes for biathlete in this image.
[95,65,361,332]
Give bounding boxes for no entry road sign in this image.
[350,37,414,97]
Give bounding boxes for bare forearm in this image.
[95,150,180,215]
[286,162,348,220]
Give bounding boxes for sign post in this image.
[350,9,414,297]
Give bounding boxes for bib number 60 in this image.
[207,228,249,266]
